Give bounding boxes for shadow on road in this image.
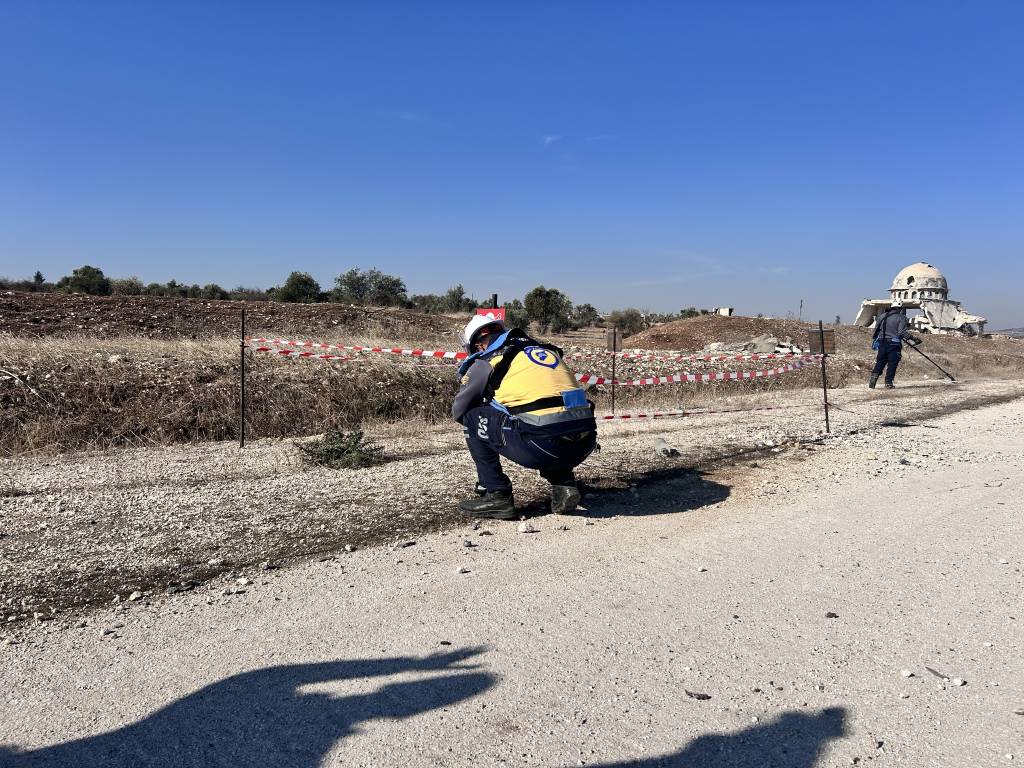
[0,647,494,768]
[584,706,847,767]
[578,468,731,518]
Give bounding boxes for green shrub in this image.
[297,429,385,469]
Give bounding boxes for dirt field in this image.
[0,290,460,341]
[5,294,1023,456]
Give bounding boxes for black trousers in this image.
[871,340,902,385]
[462,405,597,493]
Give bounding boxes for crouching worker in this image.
[452,315,597,520]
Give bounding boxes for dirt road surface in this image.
[1,392,1022,766]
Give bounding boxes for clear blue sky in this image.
[2,2,1021,327]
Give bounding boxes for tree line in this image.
[1,265,710,335]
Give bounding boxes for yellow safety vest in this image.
[487,343,583,416]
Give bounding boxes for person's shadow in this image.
[0,647,494,768]
[582,707,848,767]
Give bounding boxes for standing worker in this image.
[452,315,597,520]
[869,300,921,388]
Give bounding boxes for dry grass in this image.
[0,334,457,455]
[3,325,1023,456]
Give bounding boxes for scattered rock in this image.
[127,591,143,602]
[684,689,711,701]
[478,529,493,536]
[697,567,708,573]
[951,678,966,687]
[456,566,470,574]
[235,577,251,586]
[461,539,477,548]
[344,544,356,553]
[517,521,538,534]
[901,670,914,678]
[207,557,225,566]
[825,611,839,619]
[655,437,681,458]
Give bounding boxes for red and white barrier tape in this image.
[251,346,353,363]
[574,358,819,386]
[247,336,821,386]
[598,403,815,421]
[568,350,807,363]
[247,337,468,361]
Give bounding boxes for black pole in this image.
[490,293,498,310]
[907,343,956,381]
[818,320,830,434]
[240,304,247,449]
[611,326,617,416]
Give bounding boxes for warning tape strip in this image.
[598,403,815,421]
[574,358,819,386]
[568,350,808,363]
[247,337,468,361]
[251,346,354,363]
[249,335,819,370]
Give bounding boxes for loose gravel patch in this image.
[1,379,1022,623]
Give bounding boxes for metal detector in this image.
[907,342,956,382]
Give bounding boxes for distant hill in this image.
[993,328,1024,338]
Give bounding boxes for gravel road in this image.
[1,386,1022,766]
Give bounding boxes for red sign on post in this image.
[475,307,506,322]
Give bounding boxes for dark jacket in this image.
[452,359,492,422]
[873,310,911,344]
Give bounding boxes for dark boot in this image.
[885,382,896,389]
[550,482,582,515]
[459,490,516,520]
[868,375,879,389]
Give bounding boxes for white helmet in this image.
[459,314,506,351]
[890,299,904,309]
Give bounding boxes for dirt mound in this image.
[0,291,461,342]
[626,315,815,351]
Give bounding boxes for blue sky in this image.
[2,2,1022,326]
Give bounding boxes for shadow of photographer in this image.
[1,647,494,768]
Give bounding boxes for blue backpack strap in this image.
[456,329,513,377]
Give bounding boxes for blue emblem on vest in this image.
[524,346,559,368]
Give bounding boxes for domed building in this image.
[889,263,948,302]
[854,262,986,336]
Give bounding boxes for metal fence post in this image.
[611,325,617,416]
[818,320,830,434]
[240,304,247,448]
